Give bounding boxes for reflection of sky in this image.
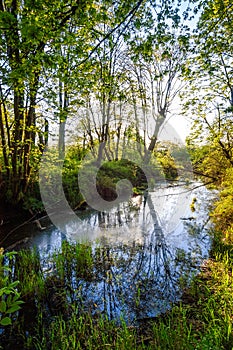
[32,228,64,257]
[27,182,213,322]
[31,183,212,262]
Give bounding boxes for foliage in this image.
[62,146,84,208]
[155,147,178,180]
[211,168,233,233]
[186,142,230,185]
[0,249,24,327]
[0,0,150,203]
[0,0,195,208]
[181,0,233,249]
[182,0,233,181]
[97,159,149,195]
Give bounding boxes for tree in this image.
[0,0,93,201]
[183,0,233,182]
[120,0,192,162]
[0,0,146,202]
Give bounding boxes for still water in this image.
[0,183,214,323]
[3,182,214,323]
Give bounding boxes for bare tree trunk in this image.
[148,113,165,152]
[38,118,49,151]
[58,80,69,159]
[115,122,122,160]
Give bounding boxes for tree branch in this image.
[77,0,144,66]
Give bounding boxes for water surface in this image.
[21,182,213,323]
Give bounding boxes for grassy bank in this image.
[0,230,233,350]
[150,230,233,350]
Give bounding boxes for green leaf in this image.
[0,300,6,313]
[9,281,19,289]
[4,289,14,295]
[0,317,12,326]
[12,294,20,303]
[6,305,21,314]
[0,289,6,297]
[6,295,12,306]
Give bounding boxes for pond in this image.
[1,182,214,324]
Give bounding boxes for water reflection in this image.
[30,183,212,323]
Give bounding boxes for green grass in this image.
[24,313,142,350]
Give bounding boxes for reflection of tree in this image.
[96,201,141,229]
[73,193,190,322]
[38,188,207,323]
[122,194,179,320]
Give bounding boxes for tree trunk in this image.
[58,81,69,159]
[23,73,40,191]
[145,113,165,162]
[0,105,9,177]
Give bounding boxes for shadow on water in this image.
[1,183,213,324]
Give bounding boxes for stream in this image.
[1,182,214,323]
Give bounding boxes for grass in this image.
[24,313,141,350]
[1,232,233,349]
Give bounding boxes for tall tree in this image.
[0,0,93,200]
[123,0,191,161]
